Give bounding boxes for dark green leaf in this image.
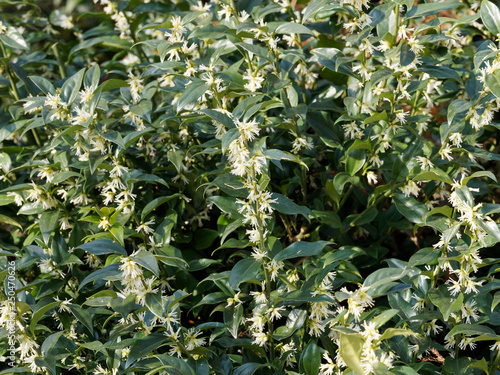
[176,81,209,112]
[393,193,428,224]
[78,264,121,290]
[61,68,85,104]
[485,68,500,99]
[406,0,461,18]
[345,149,366,176]
[132,251,159,277]
[39,210,59,246]
[299,341,323,375]
[125,333,167,368]
[274,241,332,262]
[229,258,262,290]
[481,0,500,35]
[233,363,269,375]
[276,22,313,35]
[76,239,127,256]
[270,193,313,220]
[445,324,496,339]
[429,285,463,320]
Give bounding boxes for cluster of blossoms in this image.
[0,300,41,372]
[307,272,337,337]
[118,252,157,305]
[94,0,131,39]
[163,15,200,63]
[228,114,280,347]
[116,253,207,357]
[436,181,488,296]
[320,319,398,375]
[3,0,500,373]
[359,321,397,373]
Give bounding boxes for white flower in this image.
[71,106,95,125]
[411,294,426,311]
[217,4,232,22]
[366,171,378,185]
[60,14,74,29]
[127,72,144,103]
[7,192,23,206]
[439,143,453,161]
[408,37,424,55]
[400,180,420,197]
[45,92,66,110]
[423,319,442,336]
[136,219,155,234]
[397,25,414,40]
[265,259,284,281]
[252,331,268,347]
[342,121,361,139]
[248,312,266,332]
[226,291,242,307]
[184,328,205,351]
[291,134,313,153]
[122,53,140,66]
[80,85,96,104]
[18,333,40,361]
[361,320,381,342]
[54,297,73,313]
[319,353,337,375]
[458,336,476,350]
[461,299,479,323]
[416,156,433,169]
[119,256,143,291]
[395,110,408,124]
[491,340,500,351]
[98,217,111,230]
[307,317,324,336]
[111,12,130,39]
[243,69,265,92]
[267,306,285,321]
[249,290,267,304]
[341,286,374,321]
[235,118,260,142]
[449,132,463,147]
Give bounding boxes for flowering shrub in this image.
[1,0,500,374]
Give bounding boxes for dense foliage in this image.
[1,0,500,374]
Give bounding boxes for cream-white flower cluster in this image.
[94,0,131,39]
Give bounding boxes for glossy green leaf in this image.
[229,258,261,290]
[445,324,496,339]
[77,239,127,256]
[30,299,60,335]
[275,22,313,35]
[346,149,366,176]
[339,333,365,375]
[39,210,59,246]
[270,193,313,220]
[393,193,428,224]
[299,341,323,375]
[176,81,209,112]
[132,250,159,277]
[0,214,22,229]
[61,68,85,104]
[125,333,167,368]
[481,0,500,35]
[274,240,332,262]
[406,0,461,18]
[233,363,269,375]
[429,285,463,320]
[78,264,121,290]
